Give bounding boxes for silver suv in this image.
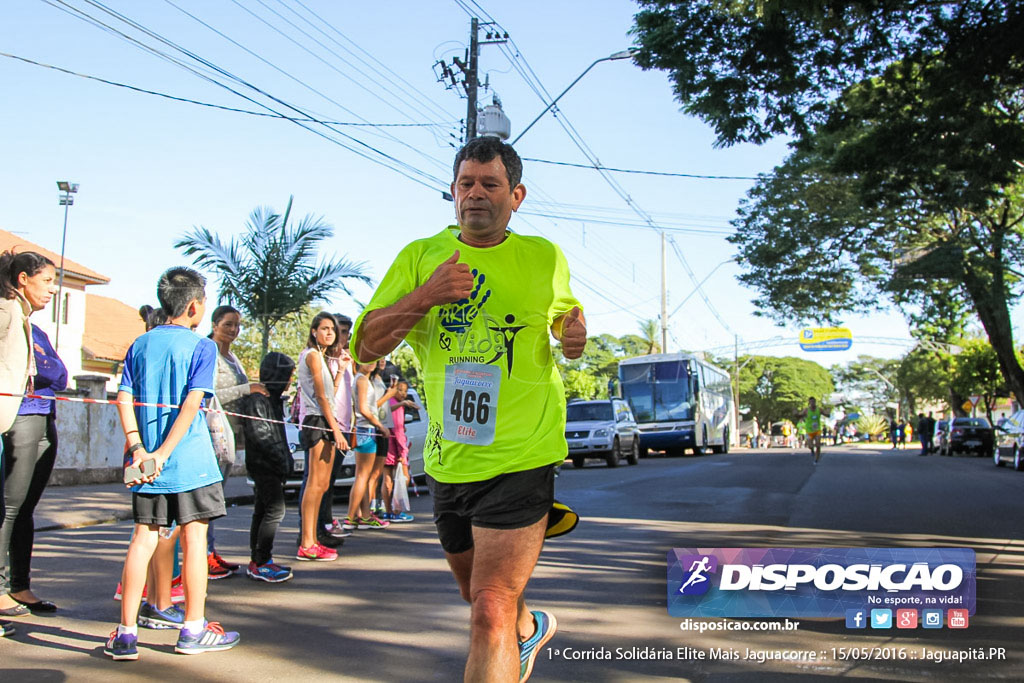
[564,399,641,468]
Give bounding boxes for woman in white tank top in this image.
[296,313,349,561]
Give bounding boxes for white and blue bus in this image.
[618,352,734,456]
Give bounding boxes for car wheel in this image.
[1015,445,1023,472]
[571,455,585,469]
[638,443,649,458]
[995,447,1004,466]
[606,439,620,467]
[627,438,640,466]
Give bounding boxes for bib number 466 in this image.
[449,389,491,425]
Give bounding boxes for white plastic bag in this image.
[392,464,410,512]
[206,393,236,466]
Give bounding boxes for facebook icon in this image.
[846,609,867,629]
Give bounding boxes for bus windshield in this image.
[620,361,692,423]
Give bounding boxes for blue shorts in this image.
[353,426,376,453]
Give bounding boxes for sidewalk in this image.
[33,476,256,532]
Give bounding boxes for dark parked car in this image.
[945,417,995,457]
[994,409,1024,470]
[564,399,641,468]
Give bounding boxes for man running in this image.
[799,397,829,464]
[351,136,585,682]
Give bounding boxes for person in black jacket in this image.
[242,352,296,583]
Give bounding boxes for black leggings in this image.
[249,469,287,566]
[0,414,58,593]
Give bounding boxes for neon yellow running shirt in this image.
[351,227,581,484]
[805,408,821,433]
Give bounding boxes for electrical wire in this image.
[45,0,449,191]
[0,51,455,127]
[522,156,759,180]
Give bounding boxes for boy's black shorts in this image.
[133,482,226,526]
[427,463,556,555]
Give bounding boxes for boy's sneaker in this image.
[341,517,358,531]
[247,561,293,583]
[1,620,15,637]
[138,602,185,630]
[326,519,353,538]
[208,553,233,580]
[360,515,390,530]
[174,621,240,654]
[295,543,338,561]
[104,630,139,661]
[519,610,557,682]
[391,511,415,523]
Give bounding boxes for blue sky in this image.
[2,0,1002,366]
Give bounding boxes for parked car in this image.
[994,409,1024,470]
[945,416,995,457]
[250,388,428,494]
[564,398,641,468]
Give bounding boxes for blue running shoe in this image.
[175,621,240,654]
[138,602,185,629]
[246,561,293,583]
[519,610,557,682]
[104,630,139,661]
[392,512,415,523]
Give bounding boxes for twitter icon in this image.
[870,609,893,629]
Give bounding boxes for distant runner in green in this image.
[798,397,830,464]
[351,137,586,682]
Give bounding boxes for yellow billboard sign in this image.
[799,327,853,352]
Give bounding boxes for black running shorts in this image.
[427,463,556,554]
[133,482,226,526]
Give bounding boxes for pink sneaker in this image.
[296,543,338,561]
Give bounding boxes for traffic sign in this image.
[961,400,974,414]
[969,395,981,407]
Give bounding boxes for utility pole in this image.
[434,20,507,143]
[733,334,740,447]
[660,232,667,353]
[466,17,479,140]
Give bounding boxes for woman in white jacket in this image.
[0,251,46,637]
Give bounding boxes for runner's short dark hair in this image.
[453,136,522,189]
[157,267,206,318]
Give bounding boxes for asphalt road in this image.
[3,443,1023,682]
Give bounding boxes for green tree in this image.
[637,318,662,354]
[391,343,424,399]
[632,1,1024,406]
[951,337,1012,422]
[176,196,371,357]
[231,303,321,375]
[738,355,833,427]
[631,1,1024,205]
[563,369,599,401]
[831,356,901,415]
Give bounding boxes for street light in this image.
[55,180,80,352]
[509,47,639,145]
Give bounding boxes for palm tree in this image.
[639,318,662,355]
[175,196,371,356]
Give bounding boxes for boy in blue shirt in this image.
[105,267,240,660]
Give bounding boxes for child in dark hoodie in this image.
[242,352,296,583]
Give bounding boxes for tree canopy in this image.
[632,1,1024,404]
